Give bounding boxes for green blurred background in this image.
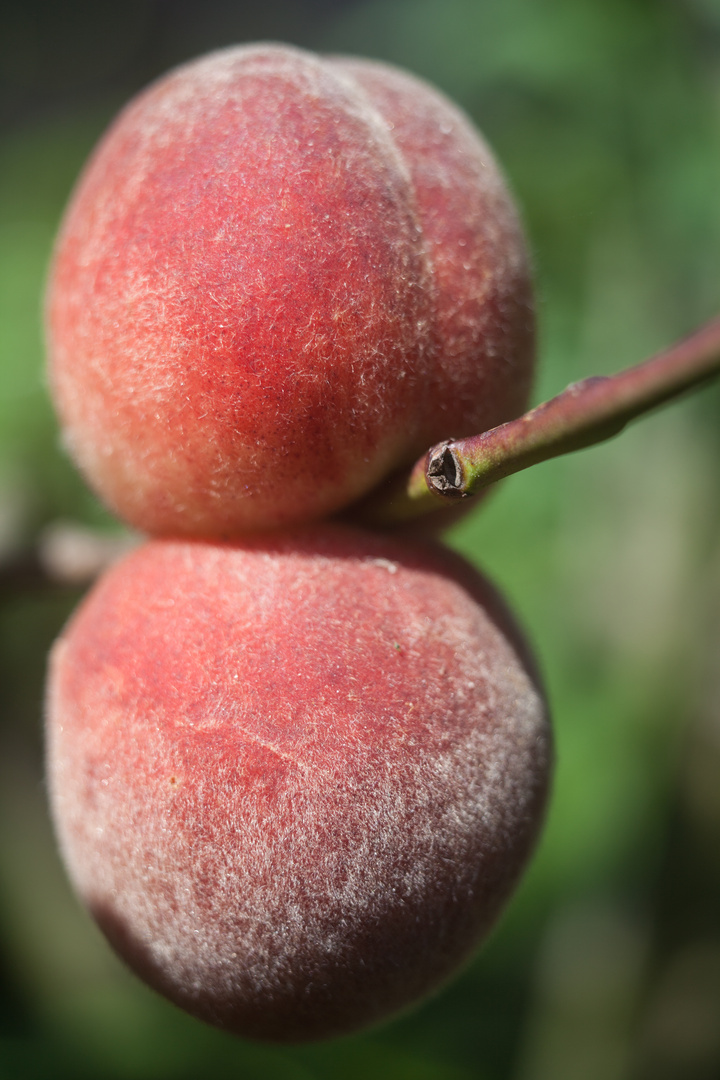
[1,1,719,1077]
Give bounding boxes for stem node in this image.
[426,441,468,498]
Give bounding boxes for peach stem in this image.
[359,316,720,525]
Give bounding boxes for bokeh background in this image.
[1,1,720,1077]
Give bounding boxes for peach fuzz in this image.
[46,525,551,1042]
[46,44,535,536]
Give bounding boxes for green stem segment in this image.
[358,316,720,526]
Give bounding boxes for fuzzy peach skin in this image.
[46,44,535,536]
[46,526,550,1042]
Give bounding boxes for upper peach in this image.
[47,44,534,535]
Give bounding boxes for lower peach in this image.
[46,526,550,1042]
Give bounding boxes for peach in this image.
[46,44,534,536]
[46,525,550,1042]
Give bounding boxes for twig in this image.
[0,523,138,596]
[356,317,720,526]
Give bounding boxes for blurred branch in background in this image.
[0,521,137,594]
